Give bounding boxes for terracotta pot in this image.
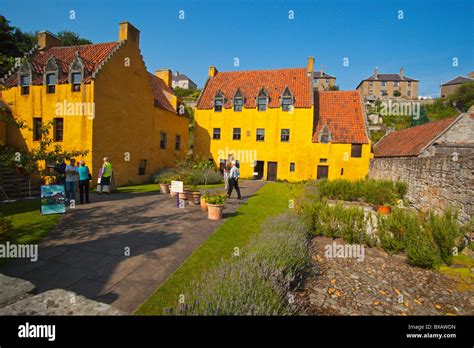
[178,190,189,200]
[188,191,201,205]
[200,197,208,211]
[377,205,391,215]
[159,183,170,194]
[207,204,224,220]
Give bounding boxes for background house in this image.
[312,66,336,91]
[440,72,474,98]
[357,67,419,99]
[172,71,197,90]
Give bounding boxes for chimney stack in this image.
[119,22,140,47]
[374,67,379,79]
[320,64,324,76]
[208,66,218,78]
[307,56,315,76]
[37,31,61,50]
[400,67,405,80]
[155,69,172,88]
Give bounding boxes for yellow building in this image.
[194,58,371,181]
[1,22,189,185]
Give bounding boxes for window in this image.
[256,128,265,141]
[214,90,224,112]
[325,79,329,84]
[407,91,411,97]
[138,160,147,175]
[233,90,243,112]
[257,89,268,111]
[381,90,388,96]
[393,82,400,87]
[71,72,81,92]
[290,163,295,172]
[212,128,221,140]
[175,135,181,151]
[20,75,30,95]
[369,90,373,95]
[53,118,63,142]
[320,158,328,163]
[280,129,290,142]
[233,128,241,140]
[46,73,56,93]
[33,118,42,141]
[351,144,362,158]
[160,132,167,149]
[340,168,344,175]
[408,81,412,86]
[281,88,293,112]
[369,81,373,86]
[381,81,387,87]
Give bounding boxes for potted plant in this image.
[206,192,227,220]
[375,190,395,215]
[158,178,170,194]
[200,191,210,211]
[187,184,201,205]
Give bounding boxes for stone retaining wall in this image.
[369,155,473,223]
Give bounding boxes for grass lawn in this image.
[135,182,298,315]
[117,182,224,194]
[0,199,61,266]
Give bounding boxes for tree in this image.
[411,105,430,126]
[425,99,458,121]
[449,82,474,112]
[57,31,92,46]
[329,85,339,91]
[393,90,401,97]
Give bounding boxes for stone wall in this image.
[369,155,473,223]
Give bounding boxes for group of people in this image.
[223,160,241,200]
[55,157,113,204]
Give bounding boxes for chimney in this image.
[119,22,140,47]
[208,66,218,78]
[320,64,324,76]
[37,31,61,50]
[155,69,172,88]
[468,71,474,78]
[307,56,315,75]
[374,67,379,79]
[400,67,404,80]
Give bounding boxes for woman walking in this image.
[77,160,91,204]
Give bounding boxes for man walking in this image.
[96,157,113,194]
[65,158,78,202]
[227,160,242,199]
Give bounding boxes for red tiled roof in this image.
[197,67,312,109]
[312,91,369,144]
[3,42,121,87]
[147,72,177,114]
[373,117,458,157]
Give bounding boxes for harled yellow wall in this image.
[194,106,370,181]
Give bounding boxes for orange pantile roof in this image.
[148,72,177,114]
[312,91,369,144]
[197,67,312,109]
[3,42,121,86]
[373,117,458,157]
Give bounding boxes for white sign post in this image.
[171,181,184,207]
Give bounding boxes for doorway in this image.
[317,165,329,180]
[254,161,264,180]
[267,162,278,181]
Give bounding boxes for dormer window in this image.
[233,89,244,112]
[44,57,58,94]
[69,53,84,92]
[46,73,56,93]
[257,88,268,111]
[319,125,331,144]
[281,87,293,112]
[214,90,224,112]
[20,75,30,95]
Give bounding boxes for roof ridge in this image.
[213,66,306,75]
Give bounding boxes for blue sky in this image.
[2,0,473,95]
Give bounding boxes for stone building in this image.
[440,72,474,98]
[370,113,474,223]
[356,67,418,99]
[172,71,197,90]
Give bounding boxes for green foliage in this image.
[411,105,430,126]
[424,209,461,265]
[425,99,458,121]
[205,192,227,205]
[153,168,178,184]
[405,223,441,268]
[173,87,201,100]
[393,90,401,97]
[377,208,418,254]
[328,85,339,91]
[0,214,13,242]
[56,30,92,46]
[448,82,474,112]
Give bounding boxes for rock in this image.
[0,274,36,307]
[0,289,124,315]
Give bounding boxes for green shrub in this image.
[405,224,442,268]
[153,168,178,184]
[377,208,418,254]
[424,209,461,265]
[340,205,367,244]
[0,214,13,242]
[206,192,227,205]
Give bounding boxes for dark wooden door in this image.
[267,162,278,181]
[317,165,329,179]
[254,161,264,179]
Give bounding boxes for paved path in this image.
[1,180,265,313]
